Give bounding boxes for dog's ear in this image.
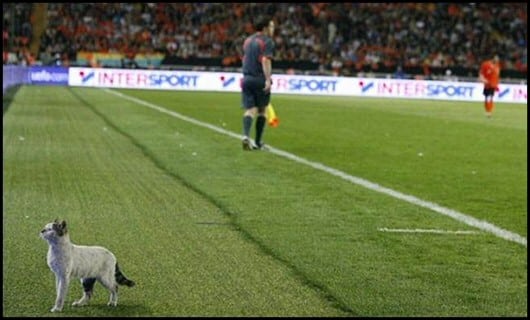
[60,220,68,235]
[52,219,67,236]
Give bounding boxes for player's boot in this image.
[242,137,253,151]
[254,141,268,151]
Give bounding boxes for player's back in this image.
[242,34,269,77]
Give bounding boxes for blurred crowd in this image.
[3,3,34,65]
[3,3,527,76]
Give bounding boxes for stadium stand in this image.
[3,3,527,81]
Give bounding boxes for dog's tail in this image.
[115,263,135,287]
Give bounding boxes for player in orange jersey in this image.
[478,54,501,118]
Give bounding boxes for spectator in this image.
[394,65,407,79]
[4,3,527,79]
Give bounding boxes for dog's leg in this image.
[51,274,69,312]
[99,274,119,307]
[108,286,118,307]
[73,278,96,307]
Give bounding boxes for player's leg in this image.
[241,78,258,150]
[483,88,493,117]
[488,94,494,117]
[485,101,492,117]
[242,106,258,150]
[254,107,267,149]
[243,106,257,139]
[254,91,271,148]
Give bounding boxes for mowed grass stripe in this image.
[114,89,527,238]
[103,88,526,247]
[67,86,356,315]
[3,86,350,316]
[68,87,525,316]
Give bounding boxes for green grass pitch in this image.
[3,86,526,316]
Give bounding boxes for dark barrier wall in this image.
[3,66,29,94]
[3,66,70,95]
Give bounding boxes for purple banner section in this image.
[28,67,69,85]
[3,65,29,94]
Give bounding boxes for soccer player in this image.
[240,17,275,150]
[478,54,501,118]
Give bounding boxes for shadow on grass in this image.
[3,84,22,116]
[58,303,152,317]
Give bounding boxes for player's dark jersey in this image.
[242,33,274,78]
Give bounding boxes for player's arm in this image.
[478,72,488,85]
[262,56,272,91]
[478,63,489,85]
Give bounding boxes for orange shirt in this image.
[479,59,500,89]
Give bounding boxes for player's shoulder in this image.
[264,34,274,45]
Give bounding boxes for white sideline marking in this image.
[378,228,480,235]
[102,88,527,247]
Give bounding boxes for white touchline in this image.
[378,228,480,235]
[103,88,527,247]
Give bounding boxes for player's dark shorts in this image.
[241,75,271,110]
[483,87,495,97]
